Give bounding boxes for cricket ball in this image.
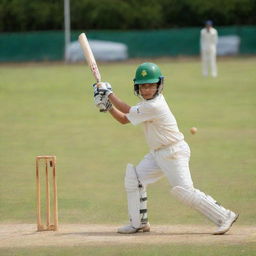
[190,127,197,135]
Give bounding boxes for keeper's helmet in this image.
[133,62,164,97]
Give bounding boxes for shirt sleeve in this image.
[200,29,205,49]
[126,102,158,126]
[214,29,218,44]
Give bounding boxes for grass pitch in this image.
[0,57,255,255]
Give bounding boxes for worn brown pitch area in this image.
[0,224,255,248]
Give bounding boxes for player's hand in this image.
[94,93,113,112]
[94,93,106,111]
[93,82,113,97]
[101,99,113,112]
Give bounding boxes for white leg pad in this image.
[125,164,148,228]
[171,186,232,226]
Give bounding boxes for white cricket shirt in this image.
[126,94,184,150]
[200,27,218,51]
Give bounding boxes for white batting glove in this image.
[93,82,113,97]
[94,94,106,111]
[93,82,113,112]
[101,99,113,112]
[94,93,113,112]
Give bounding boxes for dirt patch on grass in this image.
[0,224,255,248]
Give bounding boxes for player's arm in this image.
[108,106,130,124]
[214,30,218,45]
[93,82,130,124]
[108,93,131,114]
[200,30,204,50]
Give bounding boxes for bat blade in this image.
[78,33,101,82]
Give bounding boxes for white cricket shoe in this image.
[213,212,239,235]
[117,223,150,234]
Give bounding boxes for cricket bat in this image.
[78,33,101,83]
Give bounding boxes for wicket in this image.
[36,155,58,231]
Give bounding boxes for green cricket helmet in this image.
[133,62,164,97]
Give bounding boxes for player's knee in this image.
[171,185,198,207]
[125,164,139,192]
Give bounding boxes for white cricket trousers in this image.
[201,49,217,77]
[131,140,235,227]
[135,141,193,188]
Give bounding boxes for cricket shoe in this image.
[117,223,150,234]
[213,212,239,235]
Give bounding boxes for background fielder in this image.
[200,20,218,77]
[93,62,238,235]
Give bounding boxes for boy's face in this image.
[139,83,158,100]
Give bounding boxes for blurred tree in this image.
[0,0,255,32]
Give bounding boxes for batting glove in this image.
[94,93,113,112]
[93,82,113,98]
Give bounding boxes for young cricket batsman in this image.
[93,62,238,235]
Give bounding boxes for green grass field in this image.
[0,57,255,255]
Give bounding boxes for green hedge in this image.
[0,0,255,32]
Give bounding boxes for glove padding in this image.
[94,93,113,112]
[93,82,113,112]
[93,82,112,97]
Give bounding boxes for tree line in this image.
[0,0,255,32]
